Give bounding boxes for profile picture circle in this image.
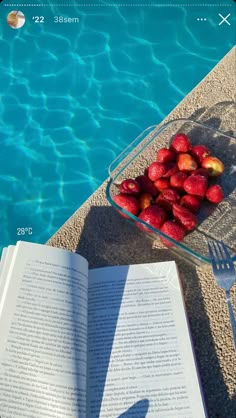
[7,10,25,29]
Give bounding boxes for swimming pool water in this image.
[0,1,235,250]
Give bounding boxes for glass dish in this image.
[106,119,236,266]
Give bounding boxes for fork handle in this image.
[225,291,236,351]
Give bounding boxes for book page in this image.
[0,247,6,269]
[0,247,8,282]
[87,261,207,418]
[0,246,15,298]
[0,241,89,418]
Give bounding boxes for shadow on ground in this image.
[171,101,236,253]
[72,100,236,417]
[76,204,236,418]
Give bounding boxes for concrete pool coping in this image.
[48,46,236,417]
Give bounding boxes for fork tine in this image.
[208,241,218,271]
[220,240,231,259]
[212,240,223,262]
[219,241,236,271]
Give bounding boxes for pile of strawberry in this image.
[112,133,225,247]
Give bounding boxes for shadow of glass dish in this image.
[195,101,236,137]
[107,101,236,264]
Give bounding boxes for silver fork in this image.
[208,240,236,350]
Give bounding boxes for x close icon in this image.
[218,13,231,25]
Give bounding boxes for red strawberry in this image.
[172,203,198,231]
[183,174,208,198]
[154,178,170,191]
[156,188,180,212]
[119,179,140,195]
[191,145,210,164]
[170,133,191,153]
[156,147,176,163]
[137,205,166,233]
[170,172,188,191]
[135,175,158,197]
[177,153,198,172]
[160,220,185,247]
[148,162,167,181]
[113,194,139,218]
[205,185,224,203]
[162,188,180,203]
[180,195,201,213]
[162,162,179,178]
[192,168,209,178]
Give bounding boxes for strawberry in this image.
[156,188,180,212]
[156,147,176,163]
[205,185,224,203]
[162,162,179,178]
[172,203,198,231]
[135,175,158,197]
[183,174,208,198]
[160,220,185,247]
[180,195,201,213]
[191,144,210,164]
[201,156,224,177]
[162,188,180,203]
[170,133,191,153]
[192,168,209,178]
[170,172,188,191]
[154,178,170,191]
[148,162,167,181]
[137,205,166,233]
[139,193,153,210]
[177,153,198,172]
[113,194,139,218]
[119,179,140,195]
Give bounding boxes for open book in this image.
[0,241,208,418]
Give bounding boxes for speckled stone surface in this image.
[47,47,236,418]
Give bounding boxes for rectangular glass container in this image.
[106,119,236,266]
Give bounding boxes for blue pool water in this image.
[0,1,235,250]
